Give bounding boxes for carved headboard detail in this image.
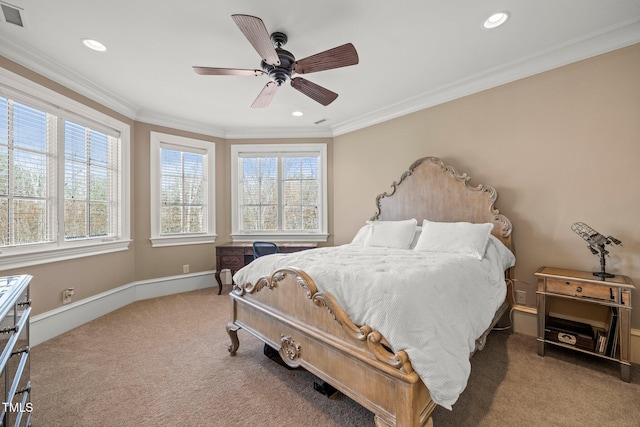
[370,157,513,250]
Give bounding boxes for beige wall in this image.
[132,123,224,280]
[333,44,640,329]
[1,44,638,328]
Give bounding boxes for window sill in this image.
[150,234,217,248]
[230,233,329,243]
[0,239,132,270]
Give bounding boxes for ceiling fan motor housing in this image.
[261,47,295,86]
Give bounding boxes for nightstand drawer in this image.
[546,278,616,302]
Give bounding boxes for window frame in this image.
[149,131,216,247]
[230,143,328,242]
[0,67,131,270]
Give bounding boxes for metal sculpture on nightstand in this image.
[571,222,622,280]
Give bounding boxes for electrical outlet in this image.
[62,287,75,304]
[516,290,527,305]
[183,264,189,274]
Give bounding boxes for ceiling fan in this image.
[193,14,359,108]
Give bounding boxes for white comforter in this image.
[233,236,515,409]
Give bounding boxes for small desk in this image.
[215,243,316,294]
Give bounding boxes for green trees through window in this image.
[0,96,120,248]
[160,148,206,234]
[239,155,319,232]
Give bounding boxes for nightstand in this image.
[535,266,634,381]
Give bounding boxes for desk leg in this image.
[215,270,223,295]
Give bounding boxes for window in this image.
[0,68,130,269]
[0,99,53,247]
[231,144,328,242]
[64,121,120,240]
[150,132,215,247]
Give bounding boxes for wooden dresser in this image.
[215,243,316,294]
[0,274,32,425]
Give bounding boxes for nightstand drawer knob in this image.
[576,286,582,293]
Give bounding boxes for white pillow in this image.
[488,235,516,269]
[351,224,422,248]
[350,225,371,245]
[413,219,494,260]
[363,218,418,249]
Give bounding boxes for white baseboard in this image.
[512,305,537,336]
[512,305,640,364]
[30,270,217,346]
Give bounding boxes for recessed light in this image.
[292,111,303,117]
[483,12,510,29]
[82,38,107,52]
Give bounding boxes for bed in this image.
[226,156,515,427]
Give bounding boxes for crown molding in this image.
[135,108,228,139]
[136,107,333,139]
[223,125,333,139]
[0,33,140,119]
[330,18,640,137]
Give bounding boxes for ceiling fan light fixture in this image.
[292,111,303,117]
[483,11,510,29]
[82,38,107,52]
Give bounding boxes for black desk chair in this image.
[252,241,280,259]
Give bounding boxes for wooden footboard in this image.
[227,267,437,427]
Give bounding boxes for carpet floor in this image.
[30,287,640,426]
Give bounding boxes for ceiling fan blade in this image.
[251,81,279,108]
[290,77,338,106]
[193,67,264,76]
[293,43,359,74]
[231,14,280,66]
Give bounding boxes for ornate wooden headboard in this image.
[371,157,513,251]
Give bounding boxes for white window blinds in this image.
[283,156,319,231]
[149,131,215,247]
[160,147,206,234]
[237,152,320,233]
[239,156,277,231]
[0,94,123,249]
[0,97,56,246]
[64,120,120,240]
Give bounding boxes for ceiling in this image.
[1,1,639,139]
